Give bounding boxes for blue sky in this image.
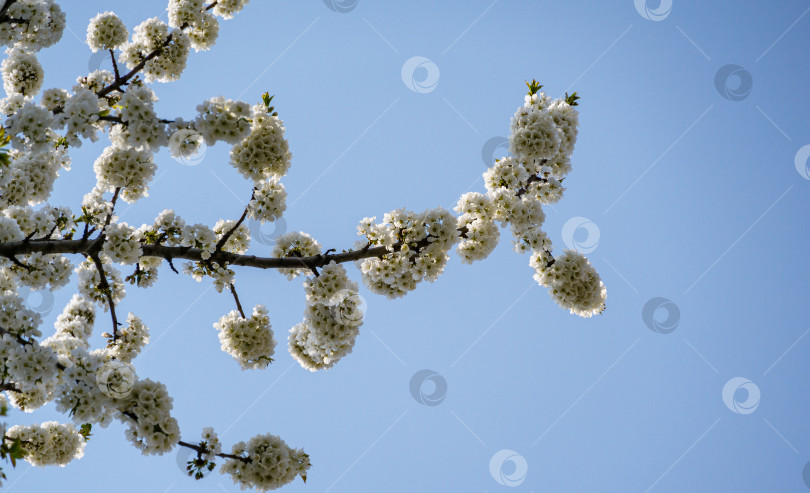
[8,0,810,491]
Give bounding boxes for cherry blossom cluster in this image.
[213,304,276,370]
[356,208,458,298]
[220,432,310,491]
[289,262,364,371]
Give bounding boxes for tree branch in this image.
[229,283,245,318]
[177,439,251,464]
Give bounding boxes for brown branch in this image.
[229,283,245,318]
[178,439,251,464]
[87,250,120,341]
[102,187,121,231]
[0,227,472,272]
[214,190,255,253]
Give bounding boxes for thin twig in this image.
[229,283,245,318]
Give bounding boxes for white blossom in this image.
[1,48,43,96]
[220,433,310,491]
[6,421,85,467]
[86,11,128,52]
[532,249,606,318]
[214,304,276,370]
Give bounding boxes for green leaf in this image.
[525,79,543,96]
[564,91,580,106]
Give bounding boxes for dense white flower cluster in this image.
[9,251,71,290]
[76,258,126,310]
[455,192,499,263]
[53,88,101,146]
[213,304,275,370]
[194,97,252,145]
[93,146,156,203]
[229,106,291,182]
[532,250,606,317]
[102,222,142,265]
[53,294,96,341]
[0,333,58,387]
[356,208,457,298]
[118,378,180,455]
[0,292,42,338]
[0,0,65,52]
[86,12,128,52]
[168,0,220,51]
[120,18,190,83]
[247,177,286,223]
[112,84,167,151]
[2,204,73,239]
[220,433,310,491]
[4,100,53,152]
[5,421,85,467]
[106,313,149,362]
[0,148,67,207]
[1,48,43,96]
[289,262,363,371]
[0,216,22,242]
[80,187,114,228]
[212,0,251,20]
[181,222,216,259]
[272,232,322,280]
[50,347,115,423]
[213,219,250,254]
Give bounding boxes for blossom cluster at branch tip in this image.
[214,304,276,370]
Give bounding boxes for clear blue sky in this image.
[8,1,810,491]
